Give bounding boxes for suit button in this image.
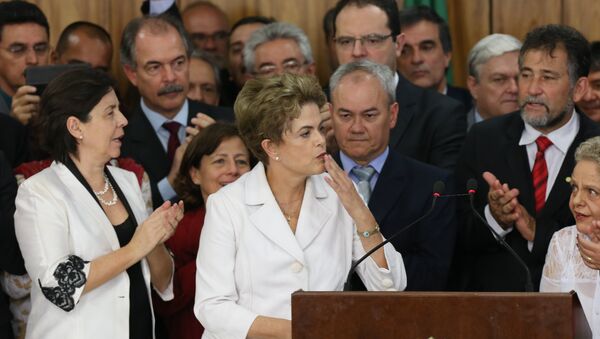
[290,262,303,273]
[382,278,393,288]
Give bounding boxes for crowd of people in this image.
[2,0,600,338]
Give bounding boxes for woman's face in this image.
[569,159,600,234]
[77,89,127,161]
[190,136,251,202]
[272,102,327,177]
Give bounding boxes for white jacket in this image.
[194,162,406,339]
[15,162,173,339]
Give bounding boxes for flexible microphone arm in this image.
[466,179,534,292]
[343,181,445,291]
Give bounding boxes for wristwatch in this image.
[359,223,380,238]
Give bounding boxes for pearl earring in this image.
[275,156,280,161]
[79,135,84,140]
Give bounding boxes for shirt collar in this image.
[140,98,189,133]
[339,147,389,175]
[519,109,580,154]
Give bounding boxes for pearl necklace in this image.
[94,174,118,206]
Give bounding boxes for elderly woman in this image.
[541,136,600,337]
[154,123,252,339]
[14,68,183,339]
[194,74,406,339]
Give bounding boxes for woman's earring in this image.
[275,155,280,161]
[79,135,84,140]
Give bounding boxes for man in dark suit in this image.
[120,14,233,208]
[451,24,600,292]
[330,59,456,291]
[331,0,466,170]
[397,5,472,112]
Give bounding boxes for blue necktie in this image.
[351,165,376,203]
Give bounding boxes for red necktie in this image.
[162,121,181,163]
[532,136,553,214]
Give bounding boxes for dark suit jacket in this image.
[0,114,29,168]
[447,84,473,114]
[337,149,457,291]
[450,111,600,291]
[121,100,234,208]
[391,75,466,171]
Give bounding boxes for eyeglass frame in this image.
[333,33,394,50]
[254,59,310,77]
[0,42,50,58]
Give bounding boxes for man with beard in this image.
[120,14,233,209]
[450,25,600,292]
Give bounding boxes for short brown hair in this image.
[174,123,250,210]
[234,73,326,164]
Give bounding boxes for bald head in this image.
[182,1,229,67]
[54,21,112,71]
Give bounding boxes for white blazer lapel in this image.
[295,175,332,250]
[52,162,120,250]
[245,163,305,264]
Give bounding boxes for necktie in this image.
[162,121,181,163]
[351,165,376,203]
[532,136,553,214]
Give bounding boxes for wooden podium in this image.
[291,291,591,338]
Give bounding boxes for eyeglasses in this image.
[189,31,230,44]
[2,42,49,58]
[334,34,393,50]
[255,59,307,77]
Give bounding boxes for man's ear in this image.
[573,76,589,103]
[122,64,139,87]
[389,102,399,129]
[394,33,406,58]
[467,75,479,101]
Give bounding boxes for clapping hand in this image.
[483,171,536,241]
[131,200,184,257]
[578,219,600,270]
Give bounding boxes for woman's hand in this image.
[577,220,600,270]
[323,154,371,221]
[129,201,184,257]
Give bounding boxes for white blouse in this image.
[540,226,600,338]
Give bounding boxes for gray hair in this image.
[329,60,396,105]
[190,48,222,91]
[575,136,600,168]
[468,34,522,81]
[120,14,193,69]
[243,22,314,74]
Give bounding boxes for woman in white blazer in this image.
[14,69,182,339]
[194,73,407,339]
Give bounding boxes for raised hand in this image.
[130,201,184,257]
[323,154,372,223]
[483,171,521,229]
[10,85,40,125]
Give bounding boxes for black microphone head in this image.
[467,178,478,194]
[432,180,445,197]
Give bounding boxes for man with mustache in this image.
[120,14,234,209]
[450,25,600,292]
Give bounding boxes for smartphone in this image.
[25,63,91,95]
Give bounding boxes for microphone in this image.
[466,178,534,292]
[343,180,445,291]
